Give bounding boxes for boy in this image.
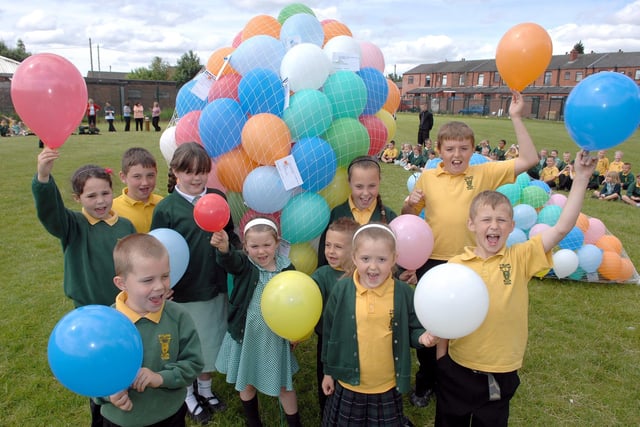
[97,233,203,427]
[380,140,399,163]
[621,174,640,207]
[619,162,634,190]
[401,90,538,408]
[608,150,624,173]
[112,147,164,233]
[434,150,597,426]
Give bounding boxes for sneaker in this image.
[409,389,434,408]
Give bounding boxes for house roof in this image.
[0,55,21,74]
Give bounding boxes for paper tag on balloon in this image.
[282,78,290,109]
[191,70,215,101]
[275,155,303,190]
[331,52,360,72]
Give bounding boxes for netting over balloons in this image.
[159,3,400,260]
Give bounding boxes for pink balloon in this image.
[10,53,87,148]
[528,223,550,238]
[359,114,388,156]
[175,110,202,145]
[208,73,242,102]
[359,41,385,72]
[547,193,567,207]
[389,214,434,270]
[584,217,606,244]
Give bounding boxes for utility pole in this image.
[89,38,94,72]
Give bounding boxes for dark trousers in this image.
[107,119,116,132]
[152,116,161,131]
[135,118,144,131]
[418,128,431,146]
[124,117,131,131]
[88,115,97,128]
[435,355,519,427]
[102,403,187,427]
[316,333,327,417]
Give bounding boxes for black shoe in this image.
[187,401,211,425]
[197,392,227,412]
[409,389,434,408]
[403,415,416,427]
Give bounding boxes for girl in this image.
[317,155,397,266]
[32,147,136,425]
[210,218,301,427]
[151,142,240,425]
[593,171,621,201]
[321,223,437,426]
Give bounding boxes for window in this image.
[494,73,501,83]
[408,76,414,84]
[576,72,583,82]
[564,71,571,80]
[543,71,552,85]
[635,69,640,80]
[442,74,448,86]
[425,75,431,87]
[459,74,465,86]
[478,73,484,86]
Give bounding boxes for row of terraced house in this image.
[400,49,640,121]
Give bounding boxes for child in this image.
[210,218,301,427]
[311,217,359,417]
[395,143,412,167]
[407,144,427,171]
[317,155,397,266]
[434,150,597,426]
[621,174,640,207]
[151,142,240,424]
[321,223,437,426]
[608,150,624,173]
[401,90,538,407]
[98,233,203,427]
[32,147,136,425]
[539,156,560,188]
[558,161,575,191]
[590,149,610,187]
[619,162,634,190]
[492,139,507,161]
[593,171,621,201]
[112,147,164,233]
[380,140,399,164]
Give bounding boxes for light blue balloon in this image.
[565,71,640,151]
[322,71,367,119]
[470,152,489,165]
[513,204,537,230]
[230,35,285,76]
[291,136,337,192]
[357,67,388,115]
[281,192,330,243]
[48,306,143,397]
[199,98,246,158]
[558,226,584,251]
[425,158,442,169]
[507,228,527,247]
[280,13,324,49]
[148,228,189,288]
[238,68,285,117]
[537,204,562,226]
[243,166,293,213]
[176,79,207,117]
[407,173,421,193]
[577,244,603,273]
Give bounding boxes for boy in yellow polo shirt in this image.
[434,150,597,426]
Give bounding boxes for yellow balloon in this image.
[319,167,350,209]
[375,109,396,143]
[261,271,322,341]
[534,268,550,278]
[288,242,318,275]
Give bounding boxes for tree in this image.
[174,50,203,88]
[387,72,401,82]
[0,39,31,61]
[573,41,585,54]
[128,56,171,80]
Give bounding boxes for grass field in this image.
[0,114,638,427]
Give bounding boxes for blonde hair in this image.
[113,234,168,277]
[469,191,513,220]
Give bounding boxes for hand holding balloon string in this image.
[37,147,60,183]
[108,367,163,411]
[210,230,230,253]
[418,331,440,348]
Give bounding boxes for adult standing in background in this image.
[418,104,434,146]
[133,102,144,132]
[86,98,100,132]
[123,102,132,132]
[104,102,116,132]
[151,102,162,132]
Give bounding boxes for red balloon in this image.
[193,193,231,232]
[10,53,88,148]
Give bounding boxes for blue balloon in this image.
[558,226,584,251]
[243,166,293,213]
[291,137,337,192]
[407,172,421,193]
[470,152,489,165]
[230,35,285,76]
[281,191,330,243]
[507,228,528,247]
[148,228,189,288]
[577,244,603,273]
[565,71,640,151]
[238,68,285,117]
[48,306,143,397]
[176,79,207,118]
[513,204,537,230]
[357,67,388,115]
[199,98,246,158]
[529,179,551,194]
[280,13,324,49]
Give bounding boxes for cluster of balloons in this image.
[48,305,143,397]
[497,174,638,283]
[160,3,402,274]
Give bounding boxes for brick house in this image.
[401,50,640,120]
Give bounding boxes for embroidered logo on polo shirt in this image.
[464,176,474,190]
[159,334,172,360]
[499,263,512,285]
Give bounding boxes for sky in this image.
[1,0,640,78]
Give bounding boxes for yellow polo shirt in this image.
[595,158,610,175]
[341,272,395,394]
[348,196,376,225]
[447,235,552,372]
[608,161,623,173]
[112,188,164,233]
[410,160,515,261]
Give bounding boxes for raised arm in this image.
[509,90,538,175]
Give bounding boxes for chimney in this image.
[569,49,578,61]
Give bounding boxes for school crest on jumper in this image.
[158,334,171,360]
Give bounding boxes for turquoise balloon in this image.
[516,172,531,189]
[281,192,330,243]
[322,118,370,168]
[521,185,549,208]
[496,183,521,205]
[537,204,562,226]
[283,89,333,139]
[322,71,367,119]
[568,266,586,281]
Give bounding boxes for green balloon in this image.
[323,71,367,119]
[283,89,333,140]
[277,3,315,24]
[323,118,370,168]
[521,185,549,208]
[226,191,248,226]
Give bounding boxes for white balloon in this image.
[323,35,361,72]
[159,126,177,166]
[414,263,489,339]
[552,249,579,278]
[280,43,332,92]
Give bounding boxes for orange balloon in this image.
[595,235,623,255]
[242,15,281,41]
[241,114,291,165]
[216,147,259,193]
[616,257,635,282]
[383,79,401,114]
[575,212,589,232]
[598,251,622,281]
[206,47,237,77]
[322,21,352,46]
[495,23,552,91]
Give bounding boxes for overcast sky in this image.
[2,0,640,77]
